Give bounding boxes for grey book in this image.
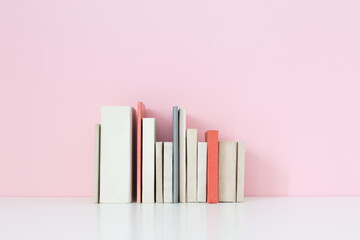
[172,106,179,203]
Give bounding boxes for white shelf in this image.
[0,197,359,240]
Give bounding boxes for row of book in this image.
[93,102,245,204]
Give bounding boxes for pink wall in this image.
[1,0,360,197]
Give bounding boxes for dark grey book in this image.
[172,106,179,203]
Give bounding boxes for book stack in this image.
[94,102,245,204]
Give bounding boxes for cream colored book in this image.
[163,142,173,203]
[186,129,197,202]
[94,124,100,204]
[142,118,156,203]
[156,142,163,203]
[178,108,186,203]
[100,106,135,203]
[197,142,207,203]
[219,141,237,202]
[237,142,245,203]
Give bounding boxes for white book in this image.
[237,142,245,203]
[178,108,187,203]
[219,141,237,202]
[100,106,135,203]
[156,142,163,203]
[197,142,207,203]
[163,142,173,203]
[142,118,156,203]
[186,129,197,202]
[94,124,100,204]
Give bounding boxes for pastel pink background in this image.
[1,0,360,197]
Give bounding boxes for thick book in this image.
[100,106,135,203]
[197,142,207,203]
[164,142,173,203]
[178,108,186,203]
[142,118,156,203]
[219,141,237,202]
[205,130,219,204]
[156,142,163,203]
[237,142,245,203]
[94,124,100,204]
[172,106,179,203]
[186,129,197,202]
[137,102,145,203]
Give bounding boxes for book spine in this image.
[205,130,219,204]
[172,106,179,203]
[142,118,156,203]
[219,141,237,202]
[197,142,207,203]
[100,106,134,203]
[156,142,163,203]
[178,108,187,203]
[186,129,197,202]
[137,102,145,203]
[237,142,245,202]
[164,142,173,203]
[94,124,100,204]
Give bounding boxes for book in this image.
[100,106,135,203]
[142,118,156,203]
[219,141,237,202]
[172,106,179,203]
[156,142,163,203]
[137,102,145,203]
[186,129,197,202]
[94,124,100,204]
[205,130,219,204]
[178,108,187,203]
[164,142,173,203]
[197,142,207,203]
[237,142,245,203]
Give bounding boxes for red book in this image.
[137,102,145,203]
[206,130,219,203]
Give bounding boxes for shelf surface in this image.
[0,197,359,240]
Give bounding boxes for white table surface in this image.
[0,197,359,240]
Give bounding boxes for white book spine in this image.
[163,142,173,203]
[237,142,245,203]
[156,142,163,203]
[197,142,207,203]
[142,118,156,203]
[219,141,237,202]
[94,124,100,204]
[100,106,134,203]
[186,129,197,202]
[178,108,187,203]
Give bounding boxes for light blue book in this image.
[172,106,179,203]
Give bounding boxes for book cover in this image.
[137,102,145,203]
[142,118,156,203]
[178,108,187,203]
[197,142,207,203]
[237,142,245,203]
[172,106,179,203]
[205,130,219,204]
[164,142,173,203]
[100,106,135,203]
[219,141,237,202]
[186,129,197,202]
[156,142,163,203]
[94,124,100,204]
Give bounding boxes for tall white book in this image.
[142,118,156,203]
[237,142,245,203]
[94,124,100,204]
[163,142,173,203]
[155,142,163,203]
[219,141,237,202]
[197,142,207,203]
[100,106,135,203]
[178,108,187,203]
[186,129,197,202]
